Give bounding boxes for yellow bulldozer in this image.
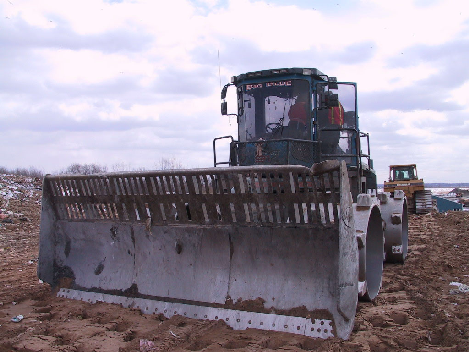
[38,67,408,340]
[384,164,432,214]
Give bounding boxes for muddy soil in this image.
[0,174,468,351]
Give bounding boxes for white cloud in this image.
[95,100,160,121]
[43,49,152,85]
[446,81,469,106]
[58,101,93,120]
[375,109,447,139]
[334,61,439,93]
[358,0,468,51]
[207,0,323,52]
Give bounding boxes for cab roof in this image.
[232,67,326,85]
[389,164,417,168]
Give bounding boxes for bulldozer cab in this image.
[389,164,418,181]
[217,68,376,199]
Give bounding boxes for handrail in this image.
[213,136,235,167]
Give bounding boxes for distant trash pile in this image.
[0,174,42,223]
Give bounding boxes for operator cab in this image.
[215,67,376,198]
[218,68,363,167]
[389,165,418,181]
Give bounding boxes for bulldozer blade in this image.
[38,160,358,339]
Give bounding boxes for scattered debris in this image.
[140,339,157,352]
[449,282,469,294]
[0,174,42,213]
[11,315,24,323]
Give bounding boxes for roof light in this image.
[303,68,312,75]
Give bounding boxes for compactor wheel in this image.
[353,193,384,301]
[379,191,408,263]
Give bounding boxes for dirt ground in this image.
[0,174,468,352]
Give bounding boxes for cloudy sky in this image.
[1,0,468,183]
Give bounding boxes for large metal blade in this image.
[38,161,358,339]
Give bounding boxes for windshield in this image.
[238,79,311,142]
[393,167,416,181]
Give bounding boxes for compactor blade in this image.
[38,160,358,339]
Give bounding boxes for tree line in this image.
[0,157,184,178]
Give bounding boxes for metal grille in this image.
[44,165,340,226]
[289,140,317,163]
[236,140,318,167]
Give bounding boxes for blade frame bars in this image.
[44,165,341,227]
